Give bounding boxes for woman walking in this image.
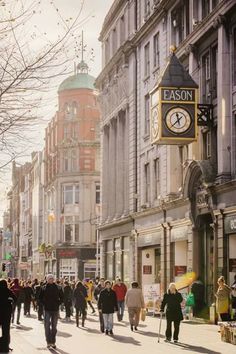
[160,283,183,343]
[125,281,145,331]
[215,276,231,321]
[73,281,87,327]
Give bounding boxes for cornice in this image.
[210,179,236,194]
[98,215,133,231]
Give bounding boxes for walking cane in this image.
[158,311,163,343]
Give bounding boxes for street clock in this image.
[150,51,199,145]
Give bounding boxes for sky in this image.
[0,0,114,225]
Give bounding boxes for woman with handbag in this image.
[73,281,87,327]
[160,283,183,343]
[215,276,231,321]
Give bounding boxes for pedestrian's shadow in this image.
[86,317,98,323]
[172,342,222,353]
[14,325,33,331]
[137,330,163,338]
[84,327,101,334]
[111,334,141,346]
[49,348,70,354]
[57,330,72,338]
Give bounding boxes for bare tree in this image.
[0,0,90,169]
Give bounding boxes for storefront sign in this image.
[224,214,236,234]
[229,259,236,272]
[143,265,152,275]
[175,265,187,276]
[171,226,188,242]
[137,231,161,247]
[57,249,78,258]
[143,284,161,312]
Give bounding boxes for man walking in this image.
[113,277,127,321]
[94,277,106,332]
[39,274,64,349]
[125,281,145,331]
[98,280,118,335]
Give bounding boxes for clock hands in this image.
[170,112,183,128]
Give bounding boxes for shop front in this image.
[224,213,236,285]
[170,225,189,284]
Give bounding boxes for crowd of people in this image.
[0,273,236,353]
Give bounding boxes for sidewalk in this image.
[7,311,236,354]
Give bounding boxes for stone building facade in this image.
[97,0,236,310]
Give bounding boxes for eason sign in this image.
[224,214,236,234]
[150,51,198,145]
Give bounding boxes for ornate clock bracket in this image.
[197,104,213,127]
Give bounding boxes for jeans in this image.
[102,313,114,331]
[117,300,125,320]
[166,319,180,340]
[44,310,59,345]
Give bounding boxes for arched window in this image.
[64,103,71,119]
[72,102,78,117]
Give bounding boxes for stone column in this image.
[102,126,109,222]
[108,119,117,220]
[217,19,231,181]
[115,113,124,218]
[123,108,129,216]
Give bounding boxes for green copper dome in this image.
[58,72,95,92]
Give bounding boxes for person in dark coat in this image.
[35,281,44,321]
[23,281,34,316]
[191,277,205,317]
[63,281,73,322]
[0,279,16,353]
[160,282,183,343]
[94,277,106,332]
[98,280,118,335]
[10,278,25,325]
[39,274,64,349]
[73,281,87,327]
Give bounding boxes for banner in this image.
[143,283,161,312]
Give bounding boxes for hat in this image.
[46,274,54,281]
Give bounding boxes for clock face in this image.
[151,106,159,138]
[165,107,192,134]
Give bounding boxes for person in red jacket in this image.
[112,277,127,321]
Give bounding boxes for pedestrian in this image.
[35,281,44,321]
[191,277,205,317]
[84,279,96,313]
[10,278,25,325]
[98,280,118,335]
[215,276,231,321]
[73,281,87,327]
[125,281,145,331]
[39,274,64,349]
[63,281,73,322]
[231,274,236,320]
[0,279,16,353]
[113,277,127,321]
[23,281,33,316]
[160,282,183,343]
[94,277,106,333]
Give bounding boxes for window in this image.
[114,238,121,277]
[202,0,210,18]
[154,158,160,199]
[63,149,78,172]
[120,15,125,44]
[63,185,79,205]
[144,95,150,135]
[95,122,100,140]
[112,27,117,55]
[145,163,150,203]
[123,237,129,283]
[144,0,150,17]
[72,123,78,139]
[64,103,72,120]
[106,240,113,279]
[72,102,77,117]
[96,184,100,204]
[71,149,77,171]
[233,28,236,86]
[171,7,184,46]
[63,150,69,172]
[64,216,80,243]
[144,42,150,77]
[153,33,160,69]
[202,46,217,103]
[64,125,69,140]
[203,131,211,159]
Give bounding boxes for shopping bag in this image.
[186,292,195,307]
[140,308,146,321]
